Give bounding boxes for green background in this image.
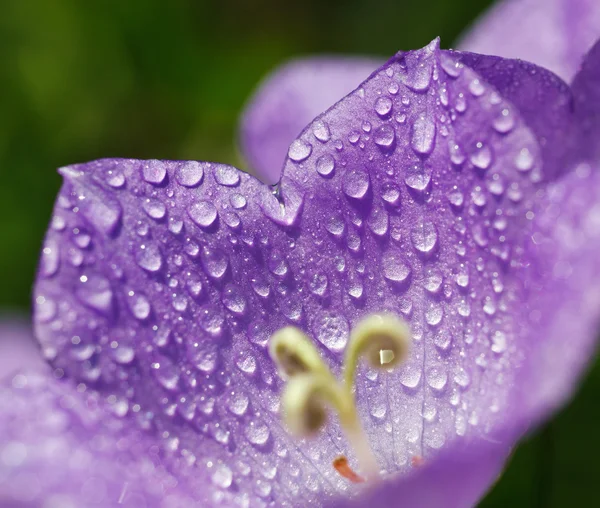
[1,0,597,505]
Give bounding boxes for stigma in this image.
[269,313,411,481]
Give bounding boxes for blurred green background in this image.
[1,0,598,505]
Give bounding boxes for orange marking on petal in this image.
[411,455,425,468]
[333,455,365,483]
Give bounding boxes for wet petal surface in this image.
[33,40,581,506]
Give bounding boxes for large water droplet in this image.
[383,251,411,285]
[222,284,247,315]
[316,154,335,177]
[373,124,396,149]
[142,160,167,185]
[515,148,534,172]
[142,198,166,220]
[411,114,436,155]
[411,221,438,254]
[201,247,228,279]
[312,120,331,142]
[404,164,431,192]
[127,291,151,320]
[426,366,448,391]
[375,96,393,117]
[40,239,60,278]
[470,143,492,170]
[152,354,180,390]
[288,139,312,162]
[188,201,218,228]
[343,169,370,199]
[214,166,240,187]
[176,161,204,187]
[75,275,114,316]
[135,242,163,272]
[198,305,225,337]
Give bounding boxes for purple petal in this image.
[34,40,579,506]
[458,0,600,82]
[240,57,381,184]
[0,371,198,507]
[571,38,600,163]
[0,320,45,379]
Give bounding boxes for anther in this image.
[269,326,329,379]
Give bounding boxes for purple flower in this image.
[3,34,600,508]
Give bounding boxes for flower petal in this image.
[34,40,575,505]
[571,38,600,163]
[239,57,381,184]
[0,371,198,508]
[458,0,600,82]
[0,320,45,378]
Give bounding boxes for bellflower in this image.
[3,35,600,508]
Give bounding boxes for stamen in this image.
[270,313,412,483]
[269,326,329,379]
[343,313,410,389]
[333,456,365,483]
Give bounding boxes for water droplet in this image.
[411,114,436,155]
[201,247,228,279]
[127,291,151,320]
[434,330,452,352]
[143,198,166,220]
[447,188,464,208]
[411,221,438,254]
[367,208,389,236]
[375,96,393,117]
[312,120,331,142]
[383,250,411,285]
[214,166,240,186]
[260,182,304,227]
[246,421,271,446]
[230,193,247,209]
[212,464,233,489]
[135,243,163,272]
[113,345,135,364]
[251,276,270,298]
[468,79,485,96]
[313,312,349,352]
[424,270,443,293]
[374,124,395,149]
[471,186,487,207]
[470,143,492,170]
[493,108,515,133]
[400,365,422,389]
[198,305,225,337]
[142,160,167,185]
[426,366,448,391]
[515,148,534,172]
[407,60,433,91]
[382,183,401,206]
[188,201,218,228]
[425,303,443,326]
[40,239,60,278]
[454,368,471,388]
[491,331,507,353]
[288,139,312,162]
[342,169,370,199]
[176,161,204,187]
[316,154,335,177]
[75,275,114,316]
[404,164,431,192]
[222,284,246,315]
[456,265,469,288]
[309,273,328,296]
[106,169,125,188]
[152,355,179,390]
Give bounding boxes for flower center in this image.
[269,313,411,481]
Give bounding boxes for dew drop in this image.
[411,114,436,155]
[75,275,114,316]
[188,201,218,229]
[176,161,204,187]
[316,154,335,177]
[312,120,331,142]
[201,247,228,279]
[342,169,370,200]
[214,166,240,187]
[222,284,247,315]
[142,160,167,185]
[383,251,411,284]
[230,193,247,209]
[142,198,166,220]
[375,96,393,117]
[493,108,515,133]
[411,221,438,254]
[470,144,492,170]
[515,148,534,172]
[127,291,151,320]
[426,367,448,391]
[288,139,312,162]
[404,165,431,192]
[135,243,163,272]
[373,124,396,149]
[40,240,60,278]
